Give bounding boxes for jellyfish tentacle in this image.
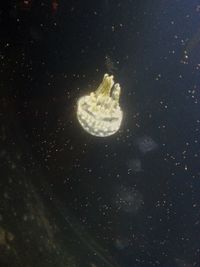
[95,73,114,97]
[111,83,121,103]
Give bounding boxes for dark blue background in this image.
[1,1,200,266]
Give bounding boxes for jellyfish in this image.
[127,158,143,173]
[77,74,123,137]
[135,136,158,154]
[113,185,144,214]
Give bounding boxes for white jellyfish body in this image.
[77,74,123,137]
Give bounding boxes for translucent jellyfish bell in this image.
[77,74,123,137]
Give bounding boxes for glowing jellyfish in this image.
[77,74,123,137]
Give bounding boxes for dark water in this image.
[0,0,200,266]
